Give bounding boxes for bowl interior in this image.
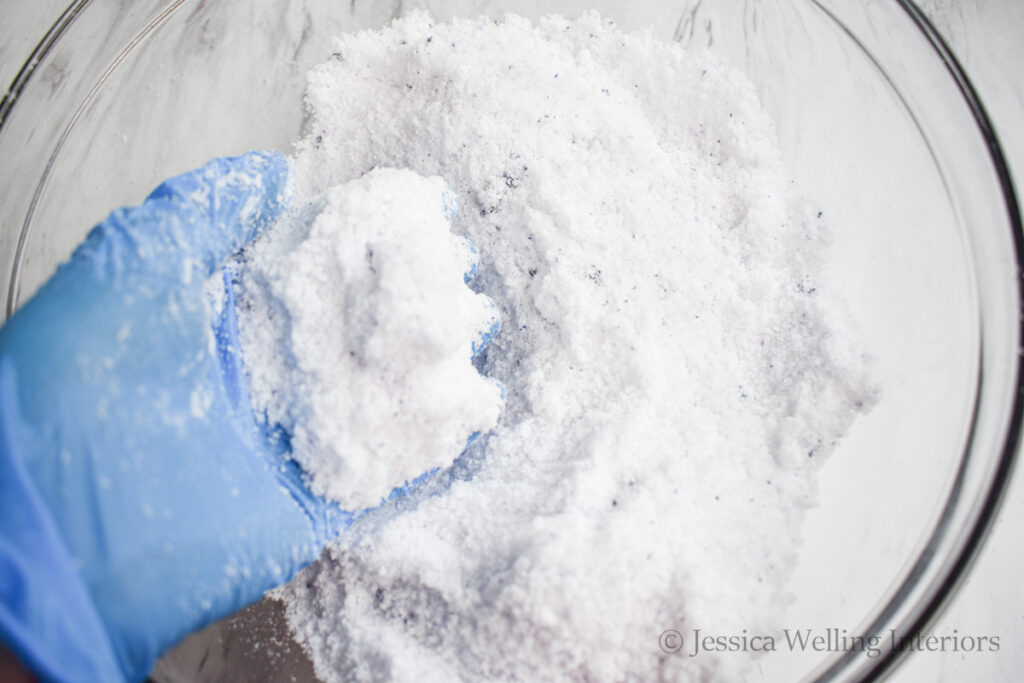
[1,1,1018,681]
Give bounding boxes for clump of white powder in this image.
[240,11,876,682]
[238,168,503,508]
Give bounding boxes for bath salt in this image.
[237,168,503,509]
[243,11,875,682]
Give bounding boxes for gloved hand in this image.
[0,151,499,682]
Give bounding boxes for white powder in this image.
[240,11,876,682]
[238,168,503,508]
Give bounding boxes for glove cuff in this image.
[0,360,126,682]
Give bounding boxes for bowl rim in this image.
[1,1,1022,681]
[804,1,1023,680]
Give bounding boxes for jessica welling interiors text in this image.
[658,628,1001,658]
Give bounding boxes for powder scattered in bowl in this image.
[238,11,876,681]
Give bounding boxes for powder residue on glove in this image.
[256,11,875,682]
[237,168,503,509]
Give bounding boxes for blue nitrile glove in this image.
[0,150,500,682]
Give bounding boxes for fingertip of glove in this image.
[455,237,481,284]
[223,150,295,245]
[441,184,459,221]
[105,151,296,280]
[471,302,501,359]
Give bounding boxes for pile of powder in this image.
[237,168,503,509]
[237,11,876,682]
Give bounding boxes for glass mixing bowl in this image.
[1,1,1020,681]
